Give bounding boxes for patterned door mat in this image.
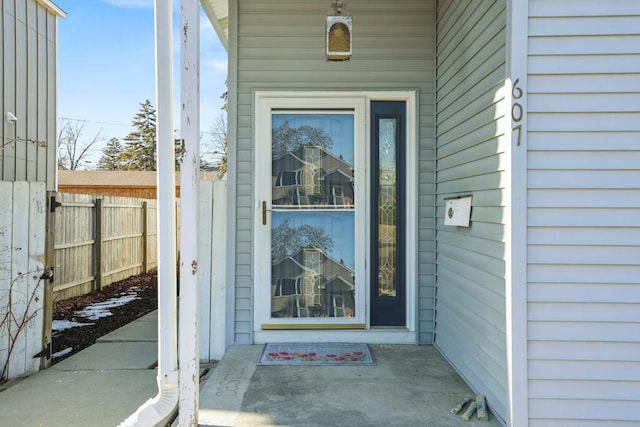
[258,343,375,365]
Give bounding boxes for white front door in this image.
[253,92,417,341]
[255,96,366,329]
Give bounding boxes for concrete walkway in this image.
[0,311,502,426]
[0,311,159,427]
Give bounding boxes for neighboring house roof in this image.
[273,144,354,178]
[201,0,228,50]
[273,247,355,285]
[58,170,219,199]
[39,0,66,17]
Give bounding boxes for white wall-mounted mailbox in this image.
[444,195,472,227]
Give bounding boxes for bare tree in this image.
[57,119,103,170]
[272,122,333,158]
[0,270,44,381]
[201,112,228,177]
[271,220,334,262]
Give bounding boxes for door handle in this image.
[262,201,272,225]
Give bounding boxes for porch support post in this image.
[119,0,179,425]
[179,0,200,425]
[505,0,529,425]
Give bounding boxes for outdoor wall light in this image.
[326,0,352,61]
[6,112,18,124]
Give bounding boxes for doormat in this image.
[258,343,375,366]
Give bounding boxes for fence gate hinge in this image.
[49,195,62,212]
[40,267,54,283]
[33,342,51,360]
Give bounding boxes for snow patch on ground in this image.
[52,347,74,359]
[52,320,94,332]
[75,293,140,321]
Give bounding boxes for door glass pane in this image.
[377,118,397,297]
[272,114,354,208]
[271,112,355,319]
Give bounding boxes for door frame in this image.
[253,90,417,342]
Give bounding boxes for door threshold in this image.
[369,325,409,331]
[254,328,416,344]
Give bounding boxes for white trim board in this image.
[506,0,530,425]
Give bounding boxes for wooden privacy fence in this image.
[52,193,179,300]
[1,181,218,380]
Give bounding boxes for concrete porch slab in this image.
[199,344,502,426]
[1,311,502,427]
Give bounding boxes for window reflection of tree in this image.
[271,246,356,319]
[270,116,357,319]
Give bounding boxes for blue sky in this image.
[54,0,228,167]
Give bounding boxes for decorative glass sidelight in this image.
[377,118,397,297]
[271,113,355,318]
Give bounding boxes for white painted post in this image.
[211,180,227,360]
[179,0,200,425]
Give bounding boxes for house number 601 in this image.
[512,78,524,146]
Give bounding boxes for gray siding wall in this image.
[434,0,508,422]
[1,0,59,191]
[232,0,436,344]
[527,2,640,425]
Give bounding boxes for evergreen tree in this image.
[97,137,124,170]
[119,100,157,170]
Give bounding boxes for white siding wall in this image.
[232,0,436,344]
[435,0,508,422]
[527,1,640,425]
[1,0,59,191]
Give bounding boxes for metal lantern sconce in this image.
[326,0,352,61]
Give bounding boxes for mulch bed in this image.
[51,271,158,364]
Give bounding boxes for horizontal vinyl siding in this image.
[1,0,57,190]
[527,1,640,425]
[234,0,436,344]
[435,0,507,422]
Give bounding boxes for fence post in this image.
[94,198,103,291]
[41,192,57,369]
[142,200,149,273]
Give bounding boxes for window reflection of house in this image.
[272,144,354,207]
[271,247,355,318]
